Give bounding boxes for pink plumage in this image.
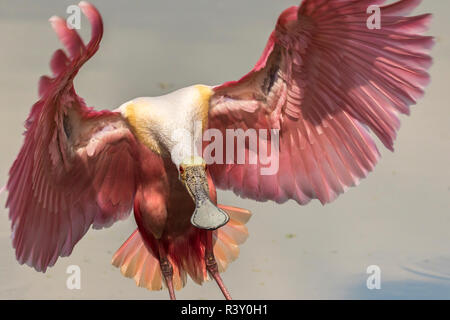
[4,0,433,299]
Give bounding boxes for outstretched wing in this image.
[208,0,433,205]
[6,2,139,271]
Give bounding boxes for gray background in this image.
[0,0,449,299]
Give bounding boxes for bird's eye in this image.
[179,166,185,174]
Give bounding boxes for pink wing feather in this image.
[6,2,139,271]
[208,0,433,205]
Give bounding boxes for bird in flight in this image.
[5,0,433,300]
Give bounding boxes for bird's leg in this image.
[205,231,232,300]
[158,243,176,300]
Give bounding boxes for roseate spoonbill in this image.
[4,0,433,300]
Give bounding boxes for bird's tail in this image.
[111,229,165,290]
[111,204,251,291]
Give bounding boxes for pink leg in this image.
[205,231,232,300]
[158,243,176,300]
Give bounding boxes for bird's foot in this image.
[205,251,232,300]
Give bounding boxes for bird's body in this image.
[114,141,220,292]
[4,1,433,299]
[105,85,244,294]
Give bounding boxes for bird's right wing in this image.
[208,0,433,205]
[6,2,140,272]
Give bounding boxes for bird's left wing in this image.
[6,2,139,271]
[207,0,433,205]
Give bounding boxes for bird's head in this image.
[178,156,229,230]
[179,156,207,183]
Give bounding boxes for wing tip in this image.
[78,1,90,7]
[48,15,59,23]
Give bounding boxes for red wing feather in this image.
[6,2,139,272]
[209,0,433,205]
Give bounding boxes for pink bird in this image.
[5,0,433,300]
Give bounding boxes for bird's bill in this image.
[180,157,229,230]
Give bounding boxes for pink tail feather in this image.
[112,204,251,291]
[112,229,166,291]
